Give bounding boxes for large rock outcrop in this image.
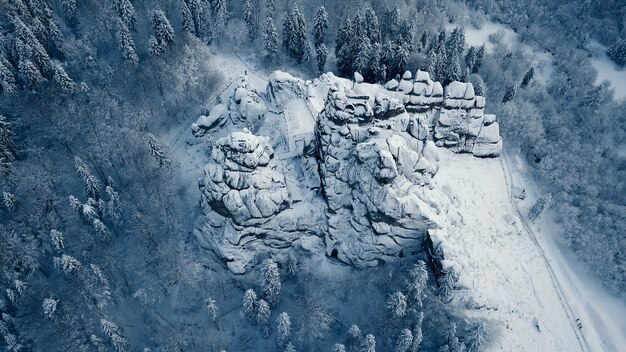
[385,70,503,157]
[193,70,503,273]
[317,83,449,266]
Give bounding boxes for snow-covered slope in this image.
[434,150,584,351]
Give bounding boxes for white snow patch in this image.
[587,41,626,101]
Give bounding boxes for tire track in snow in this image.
[499,152,591,352]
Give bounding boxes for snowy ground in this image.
[505,152,626,352]
[434,150,583,351]
[586,41,626,101]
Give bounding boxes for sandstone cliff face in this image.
[194,70,503,273]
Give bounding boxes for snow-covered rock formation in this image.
[385,70,503,157]
[193,70,503,273]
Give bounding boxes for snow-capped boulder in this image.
[267,70,306,108]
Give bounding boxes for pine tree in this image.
[52,63,75,93]
[313,6,329,48]
[0,115,16,174]
[42,297,59,318]
[61,0,77,21]
[396,329,413,352]
[463,322,486,352]
[437,266,458,299]
[335,18,353,57]
[470,74,486,97]
[206,297,218,322]
[101,319,128,352]
[473,45,485,73]
[425,48,438,80]
[261,258,281,306]
[283,4,310,63]
[520,66,535,88]
[243,0,256,41]
[3,191,16,210]
[276,312,291,346]
[353,15,372,76]
[284,342,296,352]
[412,312,424,352]
[362,334,376,352]
[405,261,428,308]
[465,47,477,73]
[333,343,347,352]
[0,59,17,94]
[388,291,407,318]
[501,84,516,103]
[528,193,552,221]
[242,288,257,320]
[181,0,195,35]
[256,299,270,332]
[114,0,137,30]
[364,5,381,45]
[150,9,175,56]
[213,0,229,40]
[435,45,448,84]
[54,254,82,275]
[442,322,465,352]
[262,17,279,65]
[18,58,45,88]
[116,20,138,65]
[75,156,101,198]
[348,324,362,342]
[336,18,354,76]
[316,43,328,73]
[447,54,462,83]
[148,133,170,166]
[50,229,65,250]
[419,32,428,52]
[383,5,400,41]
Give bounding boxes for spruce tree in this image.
[425,48,438,80]
[276,312,291,347]
[18,58,45,88]
[213,0,229,41]
[396,329,413,352]
[316,43,328,73]
[261,258,281,306]
[388,291,407,318]
[52,63,75,93]
[0,115,16,174]
[0,59,17,94]
[362,334,376,352]
[243,0,256,41]
[242,288,257,320]
[473,45,485,73]
[463,322,486,352]
[412,312,424,352]
[502,84,516,103]
[256,299,271,333]
[75,156,101,199]
[149,9,175,56]
[405,261,428,308]
[447,54,462,84]
[206,297,218,322]
[521,66,535,88]
[465,47,477,73]
[116,20,138,65]
[262,17,279,65]
[383,5,400,41]
[181,0,195,35]
[607,39,626,68]
[61,0,77,21]
[114,0,137,30]
[364,5,381,45]
[313,5,329,48]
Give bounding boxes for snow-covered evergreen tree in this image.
[114,0,137,30]
[282,4,310,63]
[528,193,552,221]
[464,47,477,73]
[206,297,218,322]
[276,312,290,346]
[0,115,15,174]
[148,133,170,166]
[333,343,347,352]
[502,84,516,103]
[442,322,465,352]
[180,0,195,35]
[383,5,401,41]
[3,191,16,210]
[42,297,59,318]
[388,291,407,318]
[52,63,75,93]
[313,5,328,48]
[262,17,279,65]
[362,334,376,352]
[364,5,381,45]
[261,258,281,306]
[18,58,45,88]
[412,312,424,352]
[396,329,413,352]
[256,299,270,332]
[75,156,101,199]
[243,0,256,41]
[212,0,229,41]
[242,288,257,320]
[607,39,626,67]
[50,229,65,250]
[437,266,458,299]
[463,322,486,352]
[116,20,138,65]
[521,66,535,88]
[284,342,296,352]
[405,261,428,308]
[336,18,354,76]
[101,319,128,352]
[315,44,328,73]
[61,0,77,21]
[149,9,175,56]
[473,46,485,73]
[0,59,17,94]
[447,54,462,83]
[54,254,82,275]
[348,324,362,344]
